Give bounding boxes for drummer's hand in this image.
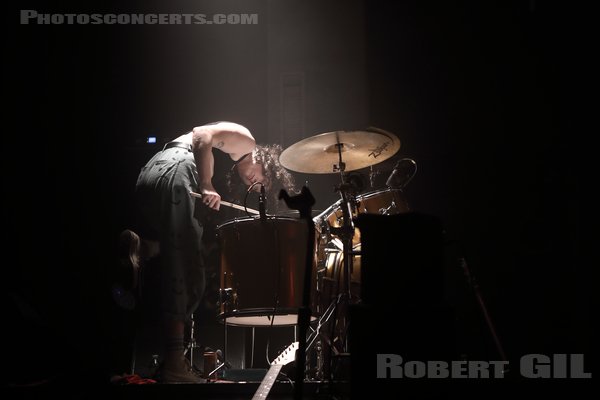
[200,186,221,210]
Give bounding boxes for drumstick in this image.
[189,191,260,215]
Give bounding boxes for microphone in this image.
[259,183,267,220]
[386,158,417,189]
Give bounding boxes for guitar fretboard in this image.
[251,364,283,400]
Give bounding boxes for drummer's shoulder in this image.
[193,121,253,136]
[191,122,255,154]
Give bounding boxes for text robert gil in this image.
[377,354,591,378]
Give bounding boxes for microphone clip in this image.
[259,183,267,220]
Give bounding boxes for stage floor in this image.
[6,380,351,400]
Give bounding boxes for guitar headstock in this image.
[271,341,299,366]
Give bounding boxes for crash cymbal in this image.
[279,127,400,174]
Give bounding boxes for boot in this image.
[160,356,206,384]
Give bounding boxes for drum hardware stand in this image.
[304,253,358,382]
[292,293,341,382]
[183,313,203,371]
[306,292,344,349]
[217,287,235,369]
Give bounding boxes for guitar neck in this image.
[251,364,283,400]
[251,341,298,400]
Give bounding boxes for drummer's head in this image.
[228,144,296,197]
[235,150,269,192]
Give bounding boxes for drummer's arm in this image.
[191,122,256,209]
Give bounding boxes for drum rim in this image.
[217,308,317,326]
[358,187,400,199]
[216,215,305,230]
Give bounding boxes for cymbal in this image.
[279,127,400,174]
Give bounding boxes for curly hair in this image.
[226,144,297,212]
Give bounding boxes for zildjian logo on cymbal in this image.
[368,141,391,158]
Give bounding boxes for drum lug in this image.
[379,200,397,215]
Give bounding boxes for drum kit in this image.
[214,127,416,380]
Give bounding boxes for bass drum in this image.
[216,216,318,327]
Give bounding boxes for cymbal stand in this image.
[326,141,357,354]
[332,141,356,296]
[301,142,357,381]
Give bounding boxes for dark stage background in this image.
[3,0,592,395]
